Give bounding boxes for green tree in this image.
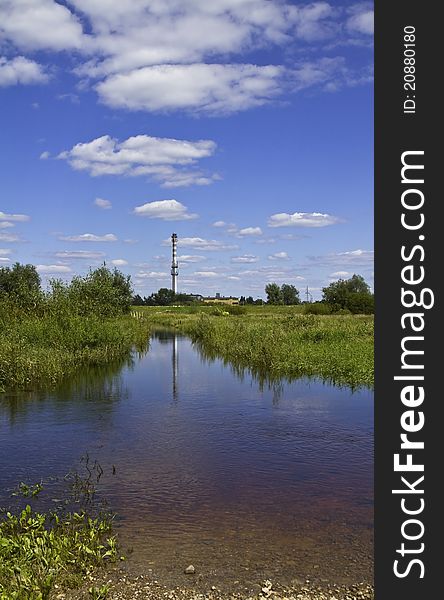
[265,283,283,304]
[322,274,373,313]
[281,284,301,305]
[153,288,176,306]
[50,266,133,317]
[0,262,42,311]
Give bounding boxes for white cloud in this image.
[330,270,350,277]
[177,255,206,263]
[0,233,21,242]
[135,271,169,279]
[1,1,373,113]
[346,5,374,35]
[0,257,10,263]
[193,271,219,278]
[111,259,128,266]
[133,199,197,221]
[54,250,105,259]
[0,222,14,229]
[0,0,85,51]
[58,134,217,188]
[0,248,12,256]
[0,211,30,222]
[212,221,226,227]
[268,211,341,228]
[96,63,284,114]
[58,233,117,242]
[238,226,262,236]
[231,255,259,264]
[336,249,373,262]
[307,249,374,267]
[94,197,112,209]
[291,2,340,42]
[268,251,290,260]
[0,56,49,86]
[36,264,72,274]
[40,151,50,159]
[163,237,238,251]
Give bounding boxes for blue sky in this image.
[0,0,373,300]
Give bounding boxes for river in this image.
[0,329,373,589]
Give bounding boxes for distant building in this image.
[203,295,239,305]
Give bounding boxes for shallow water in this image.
[0,330,373,588]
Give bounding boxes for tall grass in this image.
[142,307,374,388]
[0,312,150,391]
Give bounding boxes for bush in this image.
[303,302,332,315]
[48,266,133,318]
[225,305,247,315]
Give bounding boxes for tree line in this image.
[0,262,133,317]
[265,274,374,314]
[1,263,373,315]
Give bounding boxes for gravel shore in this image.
[58,568,374,600]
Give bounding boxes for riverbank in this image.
[58,567,374,600]
[0,313,150,391]
[138,307,374,389]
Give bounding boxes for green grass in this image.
[0,312,150,391]
[139,305,374,388]
[0,471,118,600]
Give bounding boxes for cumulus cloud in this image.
[307,249,374,267]
[212,221,227,227]
[54,250,105,259]
[40,151,50,159]
[268,252,290,260]
[0,56,49,86]
[346,4,374,35]
[96,63,285,114]
[0,222,14,229]
[268,211,341,228]
[231,255,259,264]
[0,257,10,263]
[36,264,72,274]
[0,248,12,256]
[111,259,128,266]
[237,227,263,236]
[94,197,112,209]
[0,0,85,51]
[177,255,206,263]
[335,249,373,262]
[0,211,30,222]
[0,1,373,113]
[163,237,238,251]
[193,271,220,278]
[0,233,21,242]
[58,233,117,242]
[135,271,169,279]
[330,270,351,277]
[58,134,217,188]
[133,199,197,221]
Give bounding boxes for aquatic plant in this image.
[0,469,118,600]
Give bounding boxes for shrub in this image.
[303,302,332,315]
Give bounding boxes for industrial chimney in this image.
[171,233,178,293]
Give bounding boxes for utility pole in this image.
[171,233,178,294]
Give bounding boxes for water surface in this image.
[0,330,373,588]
